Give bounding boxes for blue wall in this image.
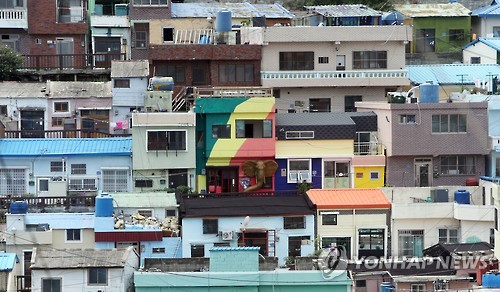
[275,158,322,190]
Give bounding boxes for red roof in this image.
[306,188,391,209]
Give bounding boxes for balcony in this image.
[354,142,384,156]
[261,69,409,88]
[16,275,30,292]
[4,129,131,139]
[0,8,27,29]
[19,53,126,72]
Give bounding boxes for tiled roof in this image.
[0,82,46,98]
[171,2,294,19]
[210,246,261,252]
[406,64,500,85]
[472,0,500,16]
[111,60,149,78]
[394,3,471,17]
[304,5,382,17]
[276,113,355,126]
[463,37,500,51]
[306,189,391,209]
[0,254,18,271]
[0,138,132,157]
[30,247,136,269]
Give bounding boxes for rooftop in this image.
[463,37,500,51]
[47,81,112,98]
[394,3,471,17]
[0,254,18,272]
[472,0,500,16]
[171,2,294,19]
[0,82,46,98]
[111,60,149,78]
[111,192,178,208]
[406,64,500,85]
[304,4,382,17]
[306,189,391,209]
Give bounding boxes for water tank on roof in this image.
[95,194,114,217]
[454,189,470,204]
[9,201,28,214]
[215,10,232,32]
[382,11,403,25]
[419,81,439,103]
[149,76,174,91]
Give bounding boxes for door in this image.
[324,161,351,188]
[206,167,238,193]
[344,95,362,112]
[20,110,44,138]
[22,250,32,290]
[94,37,121,68]
[336,55,345,70]
[56,38,74,69]
[414,158,432,187]
[416,29,435,53]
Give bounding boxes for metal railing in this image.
[0,8,26,20]
[194,87,274,98]
[16,275,30,292]
[4,129,131,139]
[20,53,126,71]
[354,142,384,155]
[261,69,408,80]
[0,195,96,210]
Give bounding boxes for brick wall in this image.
[27,0,88,35]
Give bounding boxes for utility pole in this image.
[456,74,468,92]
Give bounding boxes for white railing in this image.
[354,142,384,155]
[175,29,214,45]
[0,9,26,20]
[261,69,408,80]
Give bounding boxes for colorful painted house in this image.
[194,88,276,193]
[274,112,385,191]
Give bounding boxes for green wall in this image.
[412,16,471,53]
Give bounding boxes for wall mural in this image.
[241,160,278,192]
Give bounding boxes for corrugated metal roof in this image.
[406,64,500,85]
[0,138,132,157]
[472,0,500,16]
[25,213,95,229]
[394,3,471,17]
[306,189,391,209]
[111,60,149,78]
[0,254,18,271]
[171,2,293,18]
[304,5,382,17]
[111,192,178,208]
[463,37,500,51]
[48,81,112,98]
[0,82,47,98]
[210,246,261,252]
[30,247,136,269]
[276,112,355,126]
[95,231,163,242]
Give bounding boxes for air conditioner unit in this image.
[220,231,234,241]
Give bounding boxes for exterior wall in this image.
[396,280,472,291]
[149,19,210,45]
[0,98,48,131]
[353,165,385,188]
[275,158,323,191]
[410,16,471,53]
[112,77,148,107]
[91,26,131,59]
[51,229,95,249]
[181,215,315,266]
[475,17,500,38]
[463,42,498,64]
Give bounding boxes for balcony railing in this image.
[4,130,131,139]
[182,190,299,199]
[0,195,96,210]
[0,8,26,20]
[354,142,384,155]
[16,275,30,292]
[20,53,126,71]
[261,69,408,80]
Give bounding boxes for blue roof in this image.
[0,138,132,157]
[0,254,18,271]
[406,64,500,85]
[463,37,500,51]
[210,246,261,252]
[472,0,500,16]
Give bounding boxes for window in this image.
[0,105,6,115]
[491,228,495,247]
[284,216,305,229]
[345,95,362,112]
[135,30,147,48]
[322,213,337,225]
[102,169,128,192]
[438,228,458,243]
[400,114,416,124]
[152,247,165,253]
[432,114,467,133]
[114,79,130,88]
[203,219,218,234]
[212,125,231,139]
[219,64,254,82]
[57,0,84,23]
[166,209,176,217]
[288,159,311,183]
[285,131,314,139]
[42,278,61,292]
[88,268,107,285]
[318,56,329,64]
[0,169,26,195]
[68,178,96,191]
[471,57,481,64]
[0,34,20,52]
[38,178,49,192]
[235,120,272,138]
[191,244,205,257]
[66,229,81,242]
[358,228,385,258]
[353,51,387,69]
[410,284,425,292]
[135,179,153,188]
[157,65,185,83]
[147,130,187,151]
[50,161,65,172]
[440,155,475,175]
[279,52,314,70]
[71,164,86,175]
[52,117,64,127]
[370,171,380,180]
[54,102,69,113]
[138,209,153,217]
[399,230,424,257]
[356,280,367,288]
[0,0,23,8]
[133,0,167,5]
[449,29,464,41]
[163,27,174,42]
[309,98,331,112]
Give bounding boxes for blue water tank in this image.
[215,10,232,32]
[9,201,28,214]
[382,11,403,25]
[454,189,470,204]
[95,194,114,217]
[380,282,393,292]
[483,273,500,288]
[419,81,439,103]
[149,76,174,91]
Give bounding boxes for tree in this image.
[0,46,22,81]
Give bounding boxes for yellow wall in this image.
[197,175,207,193]
[353,166,385,188]
[276,140,353,158]
[149,19,211,44]
[52,229,95,249]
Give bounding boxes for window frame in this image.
[287,159,311,183]
[50,161,65,172]
[101,169,129,192]
[65,228,82,243]
[432,114,467,133]
[53,101,69,113]
[438,228,459,243]
[235,119,273,139]
[284,216,306,229]
[0,168,26,195]
[191,244,205,257]
[147,130,187,151]
[279,51,314,70]
[114,79,130,88]
[321,213,338,225]
[285,131,314,140]
[135,179,153,188]
[352,51,387,69]
[410,284,425,292]
[318,56,329,64]
[51,117,64,127]
[212,124,231,139]
[162,27,174,42]
[88,267,107,286]
[133,0,168,6]
[70,163,86,175]
[42,278,61,292]
[398,229,424,257]
[134,30,148,48]
[152,247,166,254]
[399,114,416,124]
[202,219,218,234]
[449,29,464,41]
[219,64,254,82]
[439,155,476,175]
[370,171,380,180]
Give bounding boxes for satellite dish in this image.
[242,216,250,227]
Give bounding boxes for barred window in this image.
[102,169,129,192]
[0,169,26,195]
[68,178,96,191]
[71,164,86,175]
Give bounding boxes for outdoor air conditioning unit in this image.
[220,231,234,241]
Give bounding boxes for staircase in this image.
[172,87,195,112]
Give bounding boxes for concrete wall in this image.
[144,257,278,272]
[463,42,498,64]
